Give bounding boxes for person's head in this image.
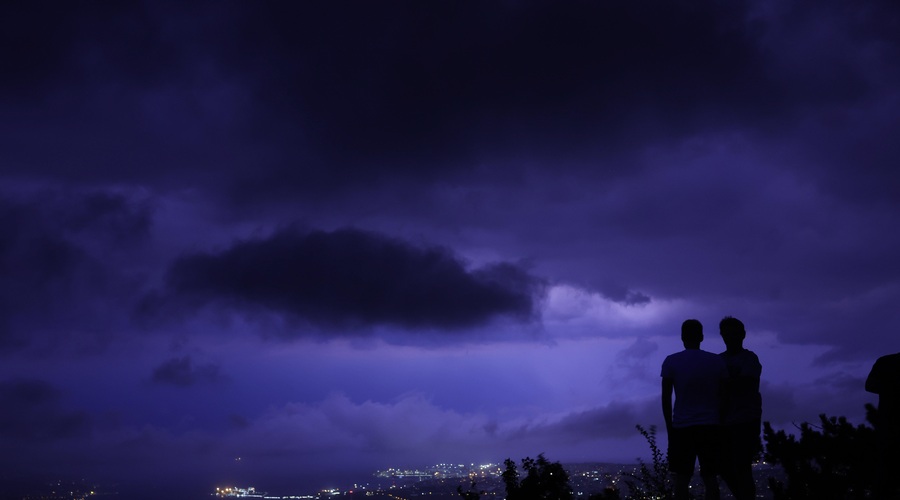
[681,319,703,348]
[719,316,746,350]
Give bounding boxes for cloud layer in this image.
[153,227,543,333]
[1,0,898,495]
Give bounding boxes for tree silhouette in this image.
[501,454,573,500]
[762,405,878,499]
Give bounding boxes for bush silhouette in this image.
[762,405,878,499]
[464,407,881,500]
[621,425,675,500]
[501,453,573,500]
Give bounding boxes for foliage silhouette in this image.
[501,453,573,500]
[463,407,882,500]
[762,404,878,500]
[588,425,676,500]
[619,425,676,500]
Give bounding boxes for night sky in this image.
[2,1,900,498]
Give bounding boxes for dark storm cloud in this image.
[219,1,768,192]
[155,227,543,333]
[0,379,91,441]
[151,356,227,388]
[55,191,152,243]
[1,1,899,492]
[0,2,186,95]
[8,1,898,201]
[754,0,900,203]
[0,191,150,353]
[509,399,659,444]
[723,281,900,362]
[605,288,652,306]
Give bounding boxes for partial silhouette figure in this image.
[661,319,728,500]
[865,352,900,499]
[717,316,762,500]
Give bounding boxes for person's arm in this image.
[728,352,762,393]
[662,377,674,433]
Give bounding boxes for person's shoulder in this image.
[661,352,681,377]
[874,352,900,369]
[721,349,760,361]
[742,349,761,361]
[698,349,726,364]
[662,351,684,363]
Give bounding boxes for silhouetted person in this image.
[865,352,900,499]
[662,319,727,500]
[718,316,762,500]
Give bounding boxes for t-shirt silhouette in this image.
[719,348,762,425]
[661,349,728,427]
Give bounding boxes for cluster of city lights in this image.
[214,485,318,499]
[375,463,501,480]
[215,486,264,498]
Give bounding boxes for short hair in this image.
[681,319,703,343]
[719,316,746,339]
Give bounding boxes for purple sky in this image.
[2,1,899,497]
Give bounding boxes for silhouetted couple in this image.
[661,317,762,500]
